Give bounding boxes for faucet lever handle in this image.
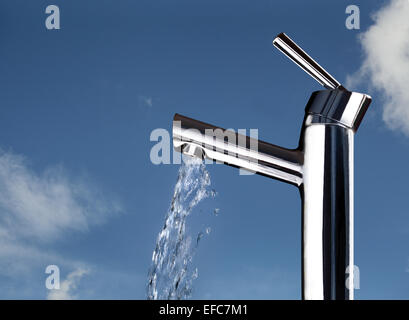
[273,33,342,90]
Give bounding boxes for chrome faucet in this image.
[172,33,372,300]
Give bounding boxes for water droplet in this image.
[196,231,204,245]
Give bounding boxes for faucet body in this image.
[172,33,372,299]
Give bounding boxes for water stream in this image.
[147,156,216,300]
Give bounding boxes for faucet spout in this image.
[173,113,303,186]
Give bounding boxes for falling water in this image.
[147,156,216,300]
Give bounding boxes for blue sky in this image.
[1,0,409,299]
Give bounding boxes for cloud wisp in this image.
[139,95,153,108]
[346,0,409,136]
[47,267,90,300]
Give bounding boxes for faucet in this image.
[172,33,372,300]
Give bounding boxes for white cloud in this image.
[47,267,89,300]
[0,149,122,243]
[346,0,409,136]
[0,148,122,298]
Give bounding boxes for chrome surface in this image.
[171,33,372,300]
[301,123,354,300]
[173,114,303,186]
[305,89,371,132]
[273,33,342,90]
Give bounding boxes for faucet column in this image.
[299,89,371,300]
[301,122,354,299]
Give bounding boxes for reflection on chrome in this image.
[172,33,372,300]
